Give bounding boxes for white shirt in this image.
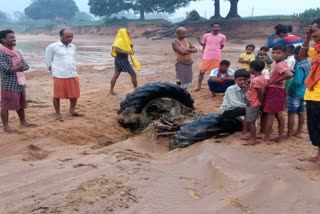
[45,41,77,78]
[220,84,246,113]
[285,55,296,71]
[210,68,235,77]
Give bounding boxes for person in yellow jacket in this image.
[110,28,141,95]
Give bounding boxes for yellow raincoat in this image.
[111,28,141,71]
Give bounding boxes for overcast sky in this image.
[2,0,320,18]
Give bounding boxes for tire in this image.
[118,82,195,132]
[170,114,243,150]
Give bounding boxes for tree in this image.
[13,11,32,24]
[0,10,11,24]
[295,8,320,19]
[225,0,240,19]
[213,0,221,18]
[89,0,196,21]
[73,12,95,22]
[25,0,79,20]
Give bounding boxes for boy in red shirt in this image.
[242,60,266,145]
[263,44,293,143]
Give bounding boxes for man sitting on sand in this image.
[0,29,36,132]
[207,60,235,96]
[45,29,83,121]
[220,69,250,118]
[172,27,197,89]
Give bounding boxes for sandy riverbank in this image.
[0,35,320,214]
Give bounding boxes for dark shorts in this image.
[306,101,320,147]
[287,95,304,114]
[263,87,286,113]
[1,89,27,110]
[222,107,246,118]
[246,106,261,122]
[115,57,133,72]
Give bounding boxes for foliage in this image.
[295,8,320,19]
[186,10,202,21]
[73,12,95,22]
[88,0,196,20]
[25,0,79,20]
[0,10,11,24]
[13,12,33,24]
[243,15,296,21]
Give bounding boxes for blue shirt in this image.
[267,34,303,48]
[288,60,310,97]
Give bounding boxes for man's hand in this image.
[12,63,23,72]
[128,51,134,55]
[305,25,312,42]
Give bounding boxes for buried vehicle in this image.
[118,82,242,149]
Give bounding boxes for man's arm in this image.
[299,25,312,59]
[114,47,133,55]
[21,56,29,71]
[45,45,54,71]
[269,69,293,85]
[0,53,23,73]
[223,75,235,81]
[187,42,198,53]
[172,41,191,55]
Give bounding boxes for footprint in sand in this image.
[185,188,201,200]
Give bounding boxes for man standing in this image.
[195,23,226,91]
[0,30,36,132]
[45,29,82,121]
[172,27,197,89]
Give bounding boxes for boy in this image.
[239,44,255,70]
[220,69,250,118]
[207,60,235,96]
[256,46,273,71]
[287,46,310,138]
[242,60,266,145]
[285,45,296,91]
[263,44,293,143]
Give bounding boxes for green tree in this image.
[25,0,79,20]
[225,0,240,19]
[0,10,11,23]
[295,8,320,19]
[89,0,196,21]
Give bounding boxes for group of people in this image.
[1,18,320,164]
[171,19,320,164]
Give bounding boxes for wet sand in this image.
[1,35,320,213]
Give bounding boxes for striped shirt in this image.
[0,50,29,92]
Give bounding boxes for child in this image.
[242,60,266,145]
[263,44,293,143]
[287,46,310,138]
[256,46,273,71]
[220,69,250,118]
[239,44,256,70]
[285,45,296,91]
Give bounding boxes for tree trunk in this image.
[226,0,241,19]
[139,9,145,21]
[213,0,221,18]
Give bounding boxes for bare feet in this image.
[242,139,262,145]
[20,122,37,128]
[4,126,19,133]
[271,136,284,143]
[109,91,117,95]
[55,114,64,122]
[211,93,216,97]
[240,133,250,141]
[293,132,303,139]
[194,88,201,92]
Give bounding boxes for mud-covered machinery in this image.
[118,82,242,150]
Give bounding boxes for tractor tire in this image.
[170,114,243,150]
[118,82,195,132]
